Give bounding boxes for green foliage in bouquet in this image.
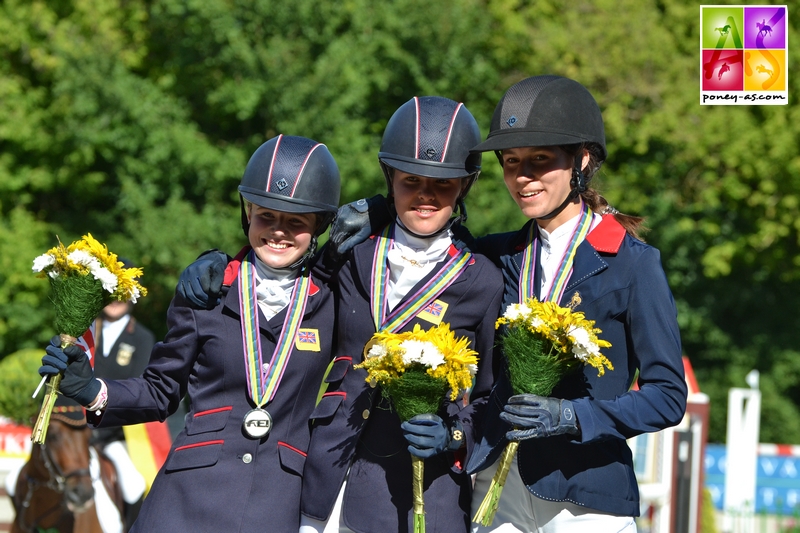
[498,298,613,396]
[383,369,449,422]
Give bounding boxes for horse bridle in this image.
[15,413,93,532]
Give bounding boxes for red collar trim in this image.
[223,246,250,287]
[223,246,319,295]
[448,243,475,264]
[586,215,626,254]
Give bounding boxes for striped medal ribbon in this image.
[238,250,311,438]
[518,201,593,304]
[370,224,472,333]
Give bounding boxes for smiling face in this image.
[246,205,317,268]
[390,171,465,236]
[501,146,590,232]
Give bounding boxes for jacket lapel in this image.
[561,215,625,298]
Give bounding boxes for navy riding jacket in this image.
[466,216,687,517]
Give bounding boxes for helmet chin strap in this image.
[536,155,588,222]
[286,236,317,271]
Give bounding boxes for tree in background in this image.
[0,0,798,444]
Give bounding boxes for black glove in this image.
[40,336,101,406]
[500,394,579,441]
[401,414,464,458]
[177,249,227,309]
[327,195,392,264]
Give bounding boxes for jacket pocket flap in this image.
[324,357,352,383]
[186,407,232,435]
[310,393,344,419]
[278,442,307,476]
[165,440,223,472]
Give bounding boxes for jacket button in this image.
[362,409,370,419]
[242,453,253,464]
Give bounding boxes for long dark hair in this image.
[563,143,647,241]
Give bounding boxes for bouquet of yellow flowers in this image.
[473,297,613,526]
[356,323,478,533]
[30,234,146,443]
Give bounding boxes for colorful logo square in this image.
[702,49,744,91]
[744,6,787,48]
[700,5,788,105]
[702,7,744,49]
[744,49,786,91]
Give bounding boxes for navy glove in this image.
[327,195,391,264]
[401,414,464,458]
[500,394,579,441]
[40,336,101,407]
[177,249,227,310]
[39,336,69,377]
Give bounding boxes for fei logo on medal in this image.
[700,5,788,105]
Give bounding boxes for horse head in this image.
[12,398,109,533]
[38,409,95,513]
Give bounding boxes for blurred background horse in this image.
[10,400,123,533]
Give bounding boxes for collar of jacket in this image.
[586,214,626,254]
[222,245,319,295]
[513,214,626,255]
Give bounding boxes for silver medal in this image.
[243,408,272,438]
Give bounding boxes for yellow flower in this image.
[356,323,479,401]
[33,234,147,302]
[498,298,613,377]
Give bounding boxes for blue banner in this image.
[706,444,800,514]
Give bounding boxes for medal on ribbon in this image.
[239,250,310,438]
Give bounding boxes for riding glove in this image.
[401,414,464,458]
[176,249,227,309]
[40,336,101,407]
[500,394,580,441]
[327,195,391,263]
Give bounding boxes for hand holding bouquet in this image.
[472,297,613,526]
[356,323,478,533]
[31,234,146,443]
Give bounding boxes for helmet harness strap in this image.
[536,153,587,221]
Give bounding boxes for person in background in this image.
[91,278,153,529]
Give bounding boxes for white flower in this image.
[528,316,544,330]
[129,287,141,304]
[32,253,56,273]
[67,250,99,269]
[399,340,445,369]
[568,326,600,362]
[504,303,531,321]
[92,266,118,294]
[367,343,388,359]
[467,363,478,376]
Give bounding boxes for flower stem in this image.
[472,440,519,526]
[30,334,76,444]
[412,455,426,533]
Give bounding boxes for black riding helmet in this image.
[378,96,482,234]
[239,134,341,238]
[239,135,340,266]
[472,75,606,220]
